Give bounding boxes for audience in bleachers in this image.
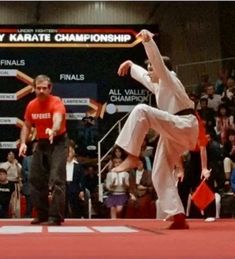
[1,66,235,220]
[186,67,235,219]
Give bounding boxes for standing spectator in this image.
[105,157,129,219]
[221,77,235,106]
[178,113,214,221]
[195,74,210,97]
[0,168,15,218]
[83,165,105,218]
[81,114,96,148]
[197,97,216,135]
[18,74,68,225]
[66,143,87,218]
[84,165,98,195]
[0,151,22,218]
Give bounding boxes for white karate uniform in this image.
[116,42,199,216]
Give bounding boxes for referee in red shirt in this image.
[19,74,68,225]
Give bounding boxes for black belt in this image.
[38,133,67,143]
[175,108,195,116]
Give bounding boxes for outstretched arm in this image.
[136,29,169,82]
[117,59,156,93]
[19,121,32,157]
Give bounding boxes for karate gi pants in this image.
[116,104,198,216]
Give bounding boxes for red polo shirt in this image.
[24,95,66,139]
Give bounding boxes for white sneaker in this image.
[204,217,215,222]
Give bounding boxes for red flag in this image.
[191,180,215,211]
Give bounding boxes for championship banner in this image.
[0,28,142,48]
[0,25,159,158]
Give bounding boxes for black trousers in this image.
[29,135,68,221]
[178,151,216,218]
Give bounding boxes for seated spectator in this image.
[0,151,22,218]
[104,157,129,219]
[221,77,235,106]
[215,104,235,144]
[125,158,156,218]
[0,168,15,218]
[200,84,222,112]
[0,151,22,183]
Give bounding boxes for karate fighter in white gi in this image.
[113,29,199,229]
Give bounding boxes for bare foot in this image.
[112,154,139,172]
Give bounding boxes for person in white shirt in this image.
[201,84,222,112]
[112,29,202,229]
[66,144,86,218]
